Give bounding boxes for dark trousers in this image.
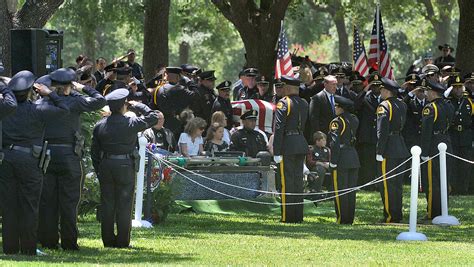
[422,158,442,219]
[38,148,83,250]
[0,150,43,255]
[331,167,358,224]
[357,143,377,190]
[451,145,471,195]
[308,165,326,192]
[377,158,405,223]
[279,154,305,223]
[98,158,135,248]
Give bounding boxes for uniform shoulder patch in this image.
[276,102,284,109]
[330,121,339,131]
[377,105,386,115]
[422,107,431,116]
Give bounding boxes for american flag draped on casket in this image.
[231,99,275,134]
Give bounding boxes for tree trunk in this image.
[179,41,189,65]
[456,0,474,75]
[0,0,64,76]
[211,0,291,80]
[143,0,170,81]
[83,30,95,63]
[333,14,350,62]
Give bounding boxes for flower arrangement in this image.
[147,163,180,224]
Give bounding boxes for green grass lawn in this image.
[0,189,473,266]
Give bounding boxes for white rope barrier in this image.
[148,149,413,196]
[446,151,474,164]
[158,156,422,206]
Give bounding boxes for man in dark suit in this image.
[94,57,107,83]
[309,75,337,142]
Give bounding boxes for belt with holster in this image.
[103,153,133,160]
[48,143,73,148]
[284,129,302,136]
[6,145,32,153]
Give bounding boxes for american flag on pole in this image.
[367,5,395,79]
[275,23,294,79]
[353,24,369,77]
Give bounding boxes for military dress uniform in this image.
[273,76,309,223]
[421,81,454,219]
[354,73,382,188]
[91,89,158,248]
[376,78,410,223]
[38,68,106,250]
[0,71,69,255]
[328,96,360,224]
[229,111,267,158]
[446,76,473,195]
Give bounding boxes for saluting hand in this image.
[72,81,85,92]
[33,83,52,96]
[128,100,139,106]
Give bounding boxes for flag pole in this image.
[376,0,380,67]
[352,23,355,70]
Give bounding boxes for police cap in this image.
[36,75,52,87]
[49,68,76,84]
[422,64,439,75]
[105,88,129,110]
[180,64,198,74]
[381,77,400,93]
[367,72,382,85]
[8,70,35,92]
[405,73,421,84]
[115,67,132,76]
[240,109,258,120]
[425,80,446,93]
[281,75,301,87]
[199,70,216,81]
[256,75,269,85]
[243,68,259,77]
[447,75,464,87]
[216,80,231,90]
[334,95,353,110]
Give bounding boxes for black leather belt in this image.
[434,130,448,135]
[49,144,73,148]
[285,130,302,136]
[389,131,400,135]
[104,154,132,160]
[5,145,32,154]
[453,125,464,132]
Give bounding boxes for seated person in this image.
[178,117,206,157]
[204,122,229,154]
[211,111,231,145]
[143,111,176,153]
[230,110,267,158]
[306,131,330,193]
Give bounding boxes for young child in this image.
[306,131,330,194]
[204,122,229,155]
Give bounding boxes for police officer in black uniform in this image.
[272,78,285,105]
[255,75,274,102]
[420,80,454,220]
[375,78,410,223]
[273,75,309,223]
[230,110,267,158]
[354,72,382,188]
[150,67,194,138]
[211,80,233,128]
[91,88,158,248]
[0,71,69,255]
[446,75,473,195]
[191,70,217,123]
[328,95,360,224]
[402,75,426,149]
[237,68,259,100]
[38,68,106,250]
[0,71,17,160]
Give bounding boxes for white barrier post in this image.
[432,143,460,226]
[132,134,153,228]
[397,146,427,241]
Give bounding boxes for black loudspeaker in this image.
[10,28,63,76]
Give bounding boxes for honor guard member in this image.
[0,71,69,255]
[445,75,473,195]
[328,96,360,224]
[91,89,158,248]
[230,110,267,158]
[150,67,194,138]
[272,78,285,105]
[191,70,217,123]
[38,68,106,250]
[420,80,454,220]
[211,81,233,128]
[273,75,309,223]
[255,75,274,102]
[237,68,259,100]
[354,72,382,188]
[375,78,410,223]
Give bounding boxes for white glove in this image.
[421,156,429,161]
[329,163,337,168]
[303,164,310,175]
[273,155,282,163]
[132,77,141,85]
[413,57,422,66]
[376,154,384,162]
